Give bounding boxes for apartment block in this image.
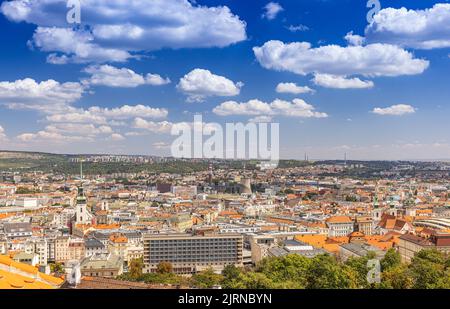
[143,233,243,274]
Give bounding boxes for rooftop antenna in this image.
[344,153,347,167]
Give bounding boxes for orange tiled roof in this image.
[326,216,353,223]
[0,255,63,289]
[110,234,128,244]
[93,224,120,230]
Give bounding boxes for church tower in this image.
[75,186,91,224]
[372,185,383,222]
[75,159,92,225]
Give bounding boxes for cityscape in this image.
[0,152,449,290]
[0,0,449,299]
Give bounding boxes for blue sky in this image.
[0,0,449,160]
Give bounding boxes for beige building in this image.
[55,237,85,264]
[107,233,128,261]
[126,245,144,265]
[398,232,450,263]
[355,217,373,236]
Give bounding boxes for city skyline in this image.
[0,0,450,160]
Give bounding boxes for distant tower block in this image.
[239,178,252,194]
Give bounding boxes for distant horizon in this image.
[1,149,450,163]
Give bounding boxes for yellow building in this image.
[0,255,63,289]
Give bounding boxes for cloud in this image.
[152,141,171,149]
[83,65,170,88]
[16,122,117,144]
[262,2,284,20]
[0,125,7,141]
[146,74,171,86]
[1,0,247,63]
[89,105,168,120]
[313,74,374,89]
[213,98,328,118]
[287,24,309,32]
[365,4,450,49]
[32,27,132,64]
[18,103,170,145]
[0,78,84,112]
[131,118,208,135]
[276,83,315,94]
[17,131,91,143]
[372,104,416,116]
[344,31,365,46]
[249,116,273,123]
[177,69,243,102]
[253,40,429,77]
[133,118,174,134]
[47,105,168,124]
[109,133,125,141]
[46,111,107,124]
[45,123,113,136]
[14,103,170,147]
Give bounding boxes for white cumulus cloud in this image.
[132,118,174,134]
[365,4,450,49]
[213,98,328,118]
[177,69,243,102]
[253,40,429,77]
[372,104,416,116]
[17,131,90,143]
[262,2,284,20]
[47,105,168,125]
[1,0,247,63]
[313,74,374,89]
[276,83,315,94]
[0,125,7,141]
[83,65,170,88]
[109,133,125,141]
[344,31,365,46]
[0,78,84,112]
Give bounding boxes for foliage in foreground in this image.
[118,249,450,289]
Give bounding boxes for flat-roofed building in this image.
[3,222,32,239]
[143,233,243,274]
[398,232,450,263]
[80,253,123,278]
[339,243,385,262]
